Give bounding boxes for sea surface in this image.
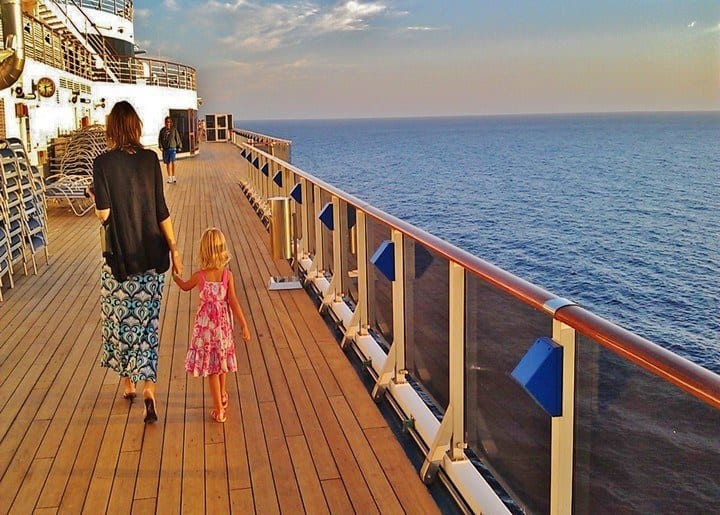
[241,112,720,374]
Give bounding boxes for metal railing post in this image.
[448,262,466,460]
[371,229,406,399]
[356,211,369,334]
[299,178,310,259]
[550,319,575,515]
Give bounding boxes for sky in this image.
[133,0,720,120]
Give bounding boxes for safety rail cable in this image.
[232,128,720,410]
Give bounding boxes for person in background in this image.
[91,101,182,424]
[158,116,182,183]
[172,227,251,423]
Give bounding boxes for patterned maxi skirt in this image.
[99,265,165,383]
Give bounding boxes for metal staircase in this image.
[35,0,124,83]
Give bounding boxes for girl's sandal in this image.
[211,409,227,423]
[221,392,229,410]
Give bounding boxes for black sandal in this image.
[143,397,158,424]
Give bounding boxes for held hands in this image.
[170,249,183,277]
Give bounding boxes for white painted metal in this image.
[448,262,467,460]
[550,321,576,515]
[391,229,406,384]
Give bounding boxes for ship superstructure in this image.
[0,0,198,171]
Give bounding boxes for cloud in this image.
[200,0,390,51]
[164,0,179,10]
[316,1,387,32]
[406,26,436,31]
[134,8,151,20]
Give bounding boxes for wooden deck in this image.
[0,144,442,514]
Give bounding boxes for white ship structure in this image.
[0,0,198,169]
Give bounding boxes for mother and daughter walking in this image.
[91,101,251,425]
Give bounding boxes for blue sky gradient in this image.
[133,1,720,120]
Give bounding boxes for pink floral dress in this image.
[185,268,237,377]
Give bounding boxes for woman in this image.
[91,101,182,424]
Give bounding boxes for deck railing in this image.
[2,13,197,89]
[53,0,134,21]
[231,129,720,515]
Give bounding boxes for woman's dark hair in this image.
[106,101,143,151]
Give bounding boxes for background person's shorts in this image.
[162,148,177,164]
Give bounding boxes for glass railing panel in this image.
[574,334,720,513]
[403,238,450,409]
[346,204,358,303]
[289,172,303,256]
[465,273,553,514]
[305,182,316,258]
[320,189,333,276]
[366,216,392,344]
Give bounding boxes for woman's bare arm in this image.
[159,217,182,275]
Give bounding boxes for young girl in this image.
[173,227,251,422]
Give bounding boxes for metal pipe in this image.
[0,0,25,90]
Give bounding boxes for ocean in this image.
[241,112,720,374]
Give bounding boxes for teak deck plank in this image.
[0,143,442,514]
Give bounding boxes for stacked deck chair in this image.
[0,189,13,300]
[7,138,50,272]
[0,137,54,299]
[45,124,107,216]
[0,147,29,294]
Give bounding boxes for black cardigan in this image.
[93,148,171,279]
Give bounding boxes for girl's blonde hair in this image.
[198,227,231,269]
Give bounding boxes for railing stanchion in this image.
[320,195,343,310]
[550,320,575,515]
[299,178,310,259]
[449,262,466,460]
[371,229,406,399]
[420,262,467,483]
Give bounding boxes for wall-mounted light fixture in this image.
[94,97,106,109]
[71,90,79,103]
[13,85,35,99]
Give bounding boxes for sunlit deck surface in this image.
[0,144,441,514]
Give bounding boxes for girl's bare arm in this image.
[173,270,201,291]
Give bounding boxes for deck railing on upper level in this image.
[1,13,196,90]
[54,0,133,21]
[230,129,720,515]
